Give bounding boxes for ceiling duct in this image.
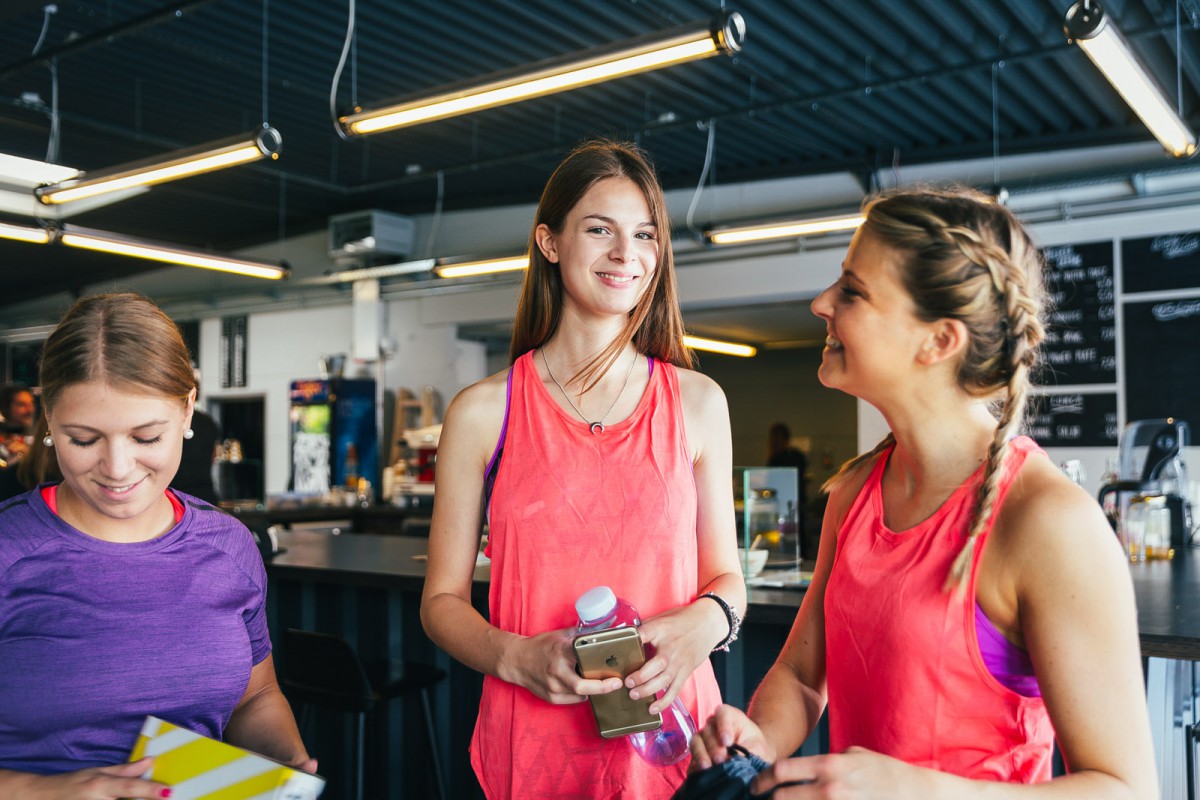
[328,210,417,268]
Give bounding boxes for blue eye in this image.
[635,231,657,240]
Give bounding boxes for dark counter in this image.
[264,531,1200,798]
[268,530,1200,660]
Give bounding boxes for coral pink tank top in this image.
[471,351,722,800]
[824,436,1053,782]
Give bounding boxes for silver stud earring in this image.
[43,435,54,448]
[183,428,194,440]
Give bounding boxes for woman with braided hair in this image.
[690,188,1157,798]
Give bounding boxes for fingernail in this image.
[160,790,173,799]
[721,734,733,747]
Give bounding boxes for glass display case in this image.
[734,467,806,587]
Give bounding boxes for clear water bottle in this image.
[574,586,697,766]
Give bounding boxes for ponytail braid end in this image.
[942,533,979,596]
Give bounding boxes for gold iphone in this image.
[573,627,662,738]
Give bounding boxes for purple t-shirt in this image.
[0,487,270,774]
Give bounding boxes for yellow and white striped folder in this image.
[129,716,325,800]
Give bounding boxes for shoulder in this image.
[444,367,511,431]
[824,451,880,527]
[440,366,513,467]
[182,504,265,583]
[672,366,729,417]
[992,448,1121,586]
[0,492,57,573]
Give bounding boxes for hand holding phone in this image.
[573,627,662,738]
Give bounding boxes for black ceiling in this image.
[1,0,1198,311]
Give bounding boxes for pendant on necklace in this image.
[590,422,605,435]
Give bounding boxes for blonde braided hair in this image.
[825,188,1045,593]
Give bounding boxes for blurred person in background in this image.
[0,384,36,465]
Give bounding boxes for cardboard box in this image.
[129,716,325,800]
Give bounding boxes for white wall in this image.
[200,304,353,493]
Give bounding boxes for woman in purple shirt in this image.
[0,293,312,799]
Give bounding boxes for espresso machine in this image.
[1098,418,1194,548]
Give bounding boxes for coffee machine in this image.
[1097,418,1194,548]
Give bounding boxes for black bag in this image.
[669,744,769,800]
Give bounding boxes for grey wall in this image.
[696,345,856,487]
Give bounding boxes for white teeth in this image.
[108,484,135,494]
[599,273,634,283]
[825,336,843,349]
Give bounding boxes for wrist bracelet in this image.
[699,592,742,652]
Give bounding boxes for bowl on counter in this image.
[738,548,768,578]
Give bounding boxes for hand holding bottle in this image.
[575,586,697,766]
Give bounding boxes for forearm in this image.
[901,766,1146,800]
[224,686,309,767]
[421,591,524,682]
[745,660,825,761]
[693,572,746,651]
[0,771,38,799]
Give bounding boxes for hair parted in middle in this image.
[39,292,196,414]
[822,186,1047,592]
[509,138,693,388]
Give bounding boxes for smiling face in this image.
[46,380,194,542]
[810,228,935,402]
[535,176,659,323]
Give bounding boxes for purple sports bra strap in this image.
[482,363,515,515]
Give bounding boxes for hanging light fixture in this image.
[435,255,530,279]
[683,335,757,357]
[705,213,865,246]
[0,153,79,188]
[58,225,288,280]
[341,11,745,135]
[35,127,283,205]
[0,220,51,244]
[1064,0,1197,158]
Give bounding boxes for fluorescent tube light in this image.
[1065,0,1197,158]
[59,226,288,280]
[341,11,744,135]
[304,259,439,286]
[37,127,283,205]
[706,213,865,246]
[0,221,51,244]
[0,153,79,188]
[435,256,530,279]
[683,335,757,357]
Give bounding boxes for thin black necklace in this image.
[541,347,638,434]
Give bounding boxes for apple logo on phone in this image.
[606,655,619,668]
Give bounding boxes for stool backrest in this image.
[281,628,375,713]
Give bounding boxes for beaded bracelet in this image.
[699,592,742,652]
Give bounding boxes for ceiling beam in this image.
[0,0,223,80]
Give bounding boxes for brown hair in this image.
[509,139,692,387]
[15,415,61,490]
[823,187,1046,591]
[40,293,196,413]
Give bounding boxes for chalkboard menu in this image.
[1037,242,1116,386]
[1122,231,1200,293]
[1123,298,1200,425]
[1026,392,1119,447]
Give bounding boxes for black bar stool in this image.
[280,628,447,800]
